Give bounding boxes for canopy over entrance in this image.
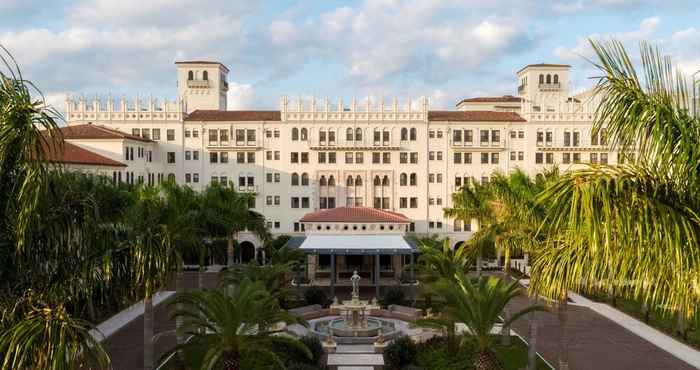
[286,234,417,255]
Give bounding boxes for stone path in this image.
[327,344,384,370]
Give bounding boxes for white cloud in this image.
[227,83,256,110]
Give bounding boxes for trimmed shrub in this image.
[299,335,324,364]
[384,336,417,369]
[304,286,327,306]
[382,286,405,307]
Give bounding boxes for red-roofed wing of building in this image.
[300,207,410,223]
[458,95,523,104]
[61,124,152,143]
[39,139,126,167]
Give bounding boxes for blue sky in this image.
[1,0,698,112]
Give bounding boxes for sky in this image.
[1,0,698,113]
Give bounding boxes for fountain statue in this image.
[350,270,361,302]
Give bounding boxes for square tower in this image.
[175,61,229,113]
[516,63,571,99]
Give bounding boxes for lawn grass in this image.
[494,336,551,370]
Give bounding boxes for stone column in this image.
[330,254,336,299]
[375,255,380,299]
[307,254,317,282]
[392,255,401,280]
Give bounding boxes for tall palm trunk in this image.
[558,298,569,370]
[501,247,511,346]
[144,295,154,370]
[227,234,235,267]
[476,249,482,277]
[175,269,184,344]
[527,291,539,370]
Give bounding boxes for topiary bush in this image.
[304,286,328,306]
[382,286,406,307]
[299,335,324,364]
[384,336,417,369]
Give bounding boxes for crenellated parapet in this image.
[279,96,429,122]
[65,95,186,124]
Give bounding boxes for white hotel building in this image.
[59,60,617,283]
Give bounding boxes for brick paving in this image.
[101,273,698,370]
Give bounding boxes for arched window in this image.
[319,175,327,186]
[300,128,308,140]
[188,71,194,80]
[400,173,407,186]
[355,128,362,141]
[401,128,408,141]
[292,128,299,141]
[346,176,354,186]
[355,175,362,186]
[291,173,299,186]
[301,173,309,186]
[546,74,552,84]
[409,173,417,186]
[373,175,381,186]
[539,74,544,84]
[410,128,417,141]
[202,71,208,80]
[553,74,559,84]
[346,128,354,141]
[382,175,390,186]
[328,175,336,187]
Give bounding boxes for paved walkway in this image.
[507,294,698,370]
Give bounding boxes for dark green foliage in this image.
[384,336,417,369]
[304,286,328,306]
[299,335,324,363]
[382,286,406,307]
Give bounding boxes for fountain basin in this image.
[311,316,400,344]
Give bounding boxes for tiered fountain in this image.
[312,271,399,344]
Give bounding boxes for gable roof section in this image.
[174,60,230,72]
[300,207,410,223]
[458,95,523,104]
[39,140,126,167]
[61,124,152,143]
[185,110,281,122]
[428,110,525,122]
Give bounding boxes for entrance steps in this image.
[327,345,384,370]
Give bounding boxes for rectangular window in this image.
[590,153,598,164]
[382,131,390,143]
[480,130,489,144]
[465,153,472,164]
[400,152,408,164]
[546,153,553,164]
[429,151,435,160]
[266,151,272,160]
[193,173,199,183]
[220,129,229,143]
[318,152,326,164]
[167,152,176,163]
[237,152,245,163]
[437,174,442,183]
[142,128,150,139]
[274,129,279,138]
[465,130,473,144]
[291,152,299,163]
[152,129,161,140]
[453,130,462,143]
[537,131,544,145]
[573,132,580,147]
[185,151,192,160]
[410,197,418,208]
[573,153,581,163]
[455,176,462,187]
[546,131,553,144]
[373,130,381,143]
[235,129,245,143]
[535,152,543,164]
[301,152,309,163]
[428,174,435,183]
[266,196,273,206]
[491,130,500,143]
[345,152,354,164]
[600,153,608,164]
[373,152,381,164]
[291,197,300,208]
[382,152,391,163]
[481,153,489,164]
[319,131,327,143]
[220,152,229,163]
[410,152,418,164]
[510,130,516,139]
[209,129,218,144]
[274,151,280,160]
[184,130,190,138]
[563,153,571,164]
[328,152,336,164]
[274,173,280,183]
[328,131,335,143]
[564,131,571,147]
[266,130,272,138]
[518,151,523,161]
[192,129,198,138]
[132,128,140,136]
[266,173,273,183]
[491,153,499,164]
[437,151,443,160]
[301,197,309,208]
[246,129,255,142]
[193,151,199,160]
[429,131,435,139]
[510,151,516,161]
[454,153,462,164]
[591,130,599,146]
[167,129,175,141]
[185,173,191,183]
[399,197,408,208]
[355,152,363,164]
[518,131,524,139]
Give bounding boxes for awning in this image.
[285,234,417,255]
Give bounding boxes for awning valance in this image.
[285,234,417,255]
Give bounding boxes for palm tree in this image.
[533,39,700,368]
[0,303,110,370]
[418,274,544,370]
[127,185,176,370]
[444,181,495,277]
[160,279,311,370]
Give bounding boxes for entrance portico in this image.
[285,207,417,298]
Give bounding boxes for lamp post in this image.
[692,69,700,118]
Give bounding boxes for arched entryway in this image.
[240,241,256,263]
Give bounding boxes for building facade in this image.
[63,61,620,253]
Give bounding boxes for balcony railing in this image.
[187,79,210,88]
[538,83,561,91]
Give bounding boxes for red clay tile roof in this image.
[300,207,410,223]
[185,110,281,121]
[61,124,153,143]
[174,61,229,72]
[428,110,526,122]
[517,63,571,73]
[458,95,523,104]
[39,139,126,167]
